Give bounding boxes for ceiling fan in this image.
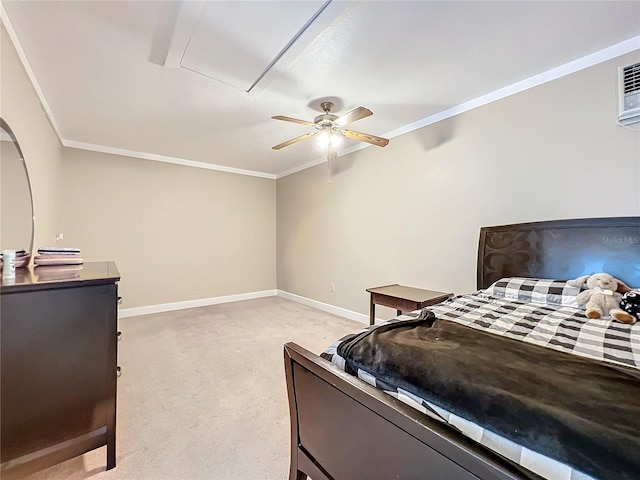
[271,102,389,152]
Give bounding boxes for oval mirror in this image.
[1,118,34,255]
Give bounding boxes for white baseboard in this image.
[118,290,277,318]
[277,290,369,324]
[118,288,373,325]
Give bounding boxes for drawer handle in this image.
[117,331,122,341]
[116,366,122,377]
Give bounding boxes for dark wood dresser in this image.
[1,261,120,478]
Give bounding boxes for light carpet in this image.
[18,296,362,480]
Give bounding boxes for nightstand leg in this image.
[369,296,375,325]
[397,309,402,316]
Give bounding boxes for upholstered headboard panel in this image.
[477,217,640,290]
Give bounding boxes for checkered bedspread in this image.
[424,293,640,369]
[322,292,640,480]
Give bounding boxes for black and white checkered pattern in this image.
[425,293,640,369]
[323,293,640,480]
[483,277,583,307]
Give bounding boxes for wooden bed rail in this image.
[284,342,535,480]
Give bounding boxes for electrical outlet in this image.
[330,283,335,292]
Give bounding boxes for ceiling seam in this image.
[1,2,274,181]
[247,0,333,93]
[178,1,204,69]
[3,3,637,181]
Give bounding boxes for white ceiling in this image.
[2,1,640,178]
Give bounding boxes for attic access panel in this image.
[179,1,328,92]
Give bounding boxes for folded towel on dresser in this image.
[37,247,81,255]
[35,247,83,266]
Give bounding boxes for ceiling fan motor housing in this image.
[313,101,338,125]
[313,113,338,125]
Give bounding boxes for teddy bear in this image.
[567,272,635,324]
[620,290,640,323]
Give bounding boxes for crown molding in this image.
[3,4,638,181]
[1,3,64,141]
[63,139,276,179]
[276,35,640,179]
[1,4,276,180]
[379,35,640,142]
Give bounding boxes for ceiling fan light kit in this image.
[271,101,389,156]
[317,125,342,148]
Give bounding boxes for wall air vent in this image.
[618,62,640,126]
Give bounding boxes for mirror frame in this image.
[1,117,35,255]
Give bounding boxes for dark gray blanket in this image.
[332,313,640,480]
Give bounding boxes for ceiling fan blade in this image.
[335,106,373,126]
[272,115,316,126]
[340,129,389,147]
[272,131,318,150]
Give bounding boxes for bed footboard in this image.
[284,342,537,480]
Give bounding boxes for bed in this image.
[283,217,640,480]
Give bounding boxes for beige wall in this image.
[1,24,62,251]
[4,17,638,315]
[58,149,276,308]
[277,52,640,320]
[3,23,276,309]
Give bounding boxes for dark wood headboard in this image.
[477,217,640,289]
